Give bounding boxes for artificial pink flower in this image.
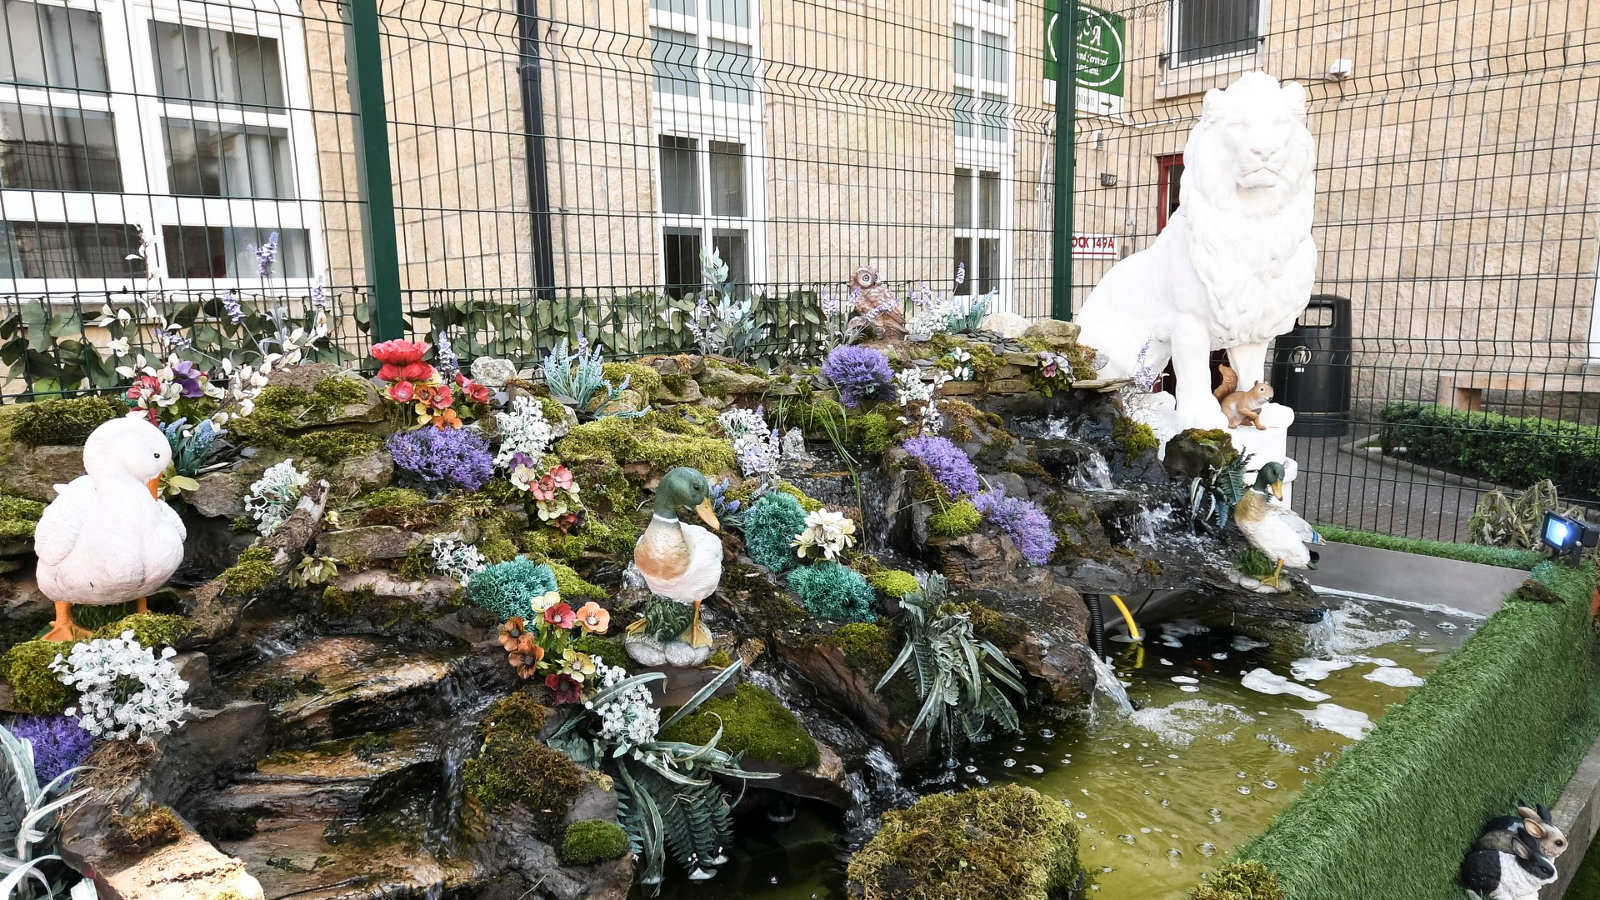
[388,381,415,402]
[545,673,582,705]
[543,602,576,630]
[371,339,429,366]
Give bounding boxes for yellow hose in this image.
[1108,594,1142,642]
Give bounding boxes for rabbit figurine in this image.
[1461,828,1558,900]
[1477,803,1568,861]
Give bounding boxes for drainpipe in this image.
[517,0,557,302]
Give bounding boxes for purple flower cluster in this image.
[974,490,1057,565]
[252,231,279,278]
[221,290,244,325]
[387,427,494,491]
[10,715,94,782]
[821,345,894,408]
[902,435,979,498]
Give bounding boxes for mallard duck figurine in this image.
[629,467,722,660]
[33,416,186,641]
[1234,461,1323,589]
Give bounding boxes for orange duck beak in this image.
[694,497,720,531]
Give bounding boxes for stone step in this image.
[221,635,468,744]
[196,725,443,821]
[216,818,478,900]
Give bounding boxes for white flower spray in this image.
[244,459,309,535]
[51,631,189,742]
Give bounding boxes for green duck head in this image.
[654,467,719,530]
[1252,461,1287,500]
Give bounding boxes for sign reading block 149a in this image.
[1044,0,1125,115]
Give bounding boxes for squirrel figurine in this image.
[1214,365,1274,430]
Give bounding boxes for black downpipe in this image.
[1086,594,1105,660]
[516,0,557,302]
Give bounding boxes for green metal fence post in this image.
[347,0,405,343]
[1050,0,1077,321]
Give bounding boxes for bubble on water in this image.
[1014,745,1025,752]
[1167,848,1184,864]
[1160,658,1174,666]
[1262,780,1278,789]
[1364,666,1425,688]
[1119,834,1136,844]
[1040,728,1056,739]
[1180,685,1200,693]
[1212,652,1229,660]
[1299,765,1312,773]
[1172,675,1199,684]
[1161,798,1171,807]
[1208,808,1223,822]
[973,774,989,785]
[1169,754,1180,759]
[1026,764,1044,774]
[964,765,977,773]
[1003,759,1016,768]
[1238,786,1252,795]
[1232,635,1270,652]
[1198,842,1219,858]
[1438,621,1457,630]
[1236,771,1248,778]
[1076,811,1089,819]
[770,876,779,884]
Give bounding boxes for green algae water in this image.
[643,595,1477,900]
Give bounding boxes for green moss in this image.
[601,362,663,400]
[222,545,278,598]
[848,412,894,455]
[546,561,606,600]
[468,558,558,621]
[225,379,368,450]
[11,395,121,446]
[312,376,369,407]
[848,784,1082,900]
[706,648,733,667]
[560,819,629,865]
[107,804,184,855]
[826,622,895,669]
[462,693,585,818]
[396,542,432,581]
[744,491,808,573]
[939,601,1028,649]
[361,487,428,509]
[1,640,70,713]
[659,682,820,769]
[1237,549,1278,579]
[570,632,623,663]
[0,493,45,542]
[250,673,323,706]
[556,414,735,479]
[1113,417,1159,458]
[868,570,921,600]
[92,614,193,648]
[1190,861,1284,900]
[317,585,435,629]
[295,429,384,464]
[776,481,824,513]
[928,500,980,538]
[788,562,877,622]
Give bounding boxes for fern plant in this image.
[1,723,92,899]
[1188,452,1251,531]
[541,338,644,421]
[548,659,776,888]
[876,574,1025,752]
[1468,479,1585,551]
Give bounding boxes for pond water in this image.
[639,594,1478,900]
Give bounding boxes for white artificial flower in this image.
[495,396,555,469]
[431,537,486,586]
[50,631,188,742]
[107,337,130,358]
[244,459,310,536]
[792,507,857,561]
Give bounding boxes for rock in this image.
[979,312,1031,339]
[623,633,667,666]
[269,366,385,425]
[332,570,461,608]
[3,442,85,502]
[96,819,265,900]
[663,640,712,667]
[773,630,932,766]
[173,652,212,698]
[654,375,703,404]
[330,448,394,496]
[468,804,633,900]
[596,388,647,417]
[697,361,768,397]
[188,469,251,518]
[1239,576,1261,590]
[744,739,854,809]
[781,428,814,463]
[1021,319,1082,349]
[1,571,49,619]
[1163,428,1238,481]
[315,520,478,562]
[471,356,517,388]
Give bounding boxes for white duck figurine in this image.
[33,415,186,641]
[627,467,722,661]
[1233,461,1323,589]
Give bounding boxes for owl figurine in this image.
[850,266,907,339]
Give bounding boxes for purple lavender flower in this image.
[9,715,94,782]
[821,345,894,408]
[436,330,459,378]
[955,262,967,286]
[251,231,279,278]
[170,359,206,398]
[1131,339,1158,392]
[311,276,328,311]
[973,490,1057,565]
[386,427,494,491]
[221,290,244,325]
[902,435,979,498]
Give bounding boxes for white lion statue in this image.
[1076,71,1316,429]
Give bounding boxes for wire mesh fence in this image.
[0,0,1597,541]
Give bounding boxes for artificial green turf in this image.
[1317,523,1546,571]
[1228,562,1599,900]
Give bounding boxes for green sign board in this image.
[1044,0,1125,113]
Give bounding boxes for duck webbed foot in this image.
[42,601,93,642]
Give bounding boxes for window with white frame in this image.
[650,0,764,296]
[1167,0,1262,67]
[953,0,1011,302]
[0,0,318,290]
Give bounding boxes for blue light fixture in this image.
[1542,512,1597,566]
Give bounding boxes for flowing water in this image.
[641,595,1476,900]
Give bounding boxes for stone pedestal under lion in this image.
[1076,71,1315,494]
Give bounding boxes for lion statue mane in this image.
[1076,71,1317,429]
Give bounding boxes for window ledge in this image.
[1155,52,1260,100]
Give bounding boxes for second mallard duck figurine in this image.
[1234,461,1323,589]
[627,467,723,665]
